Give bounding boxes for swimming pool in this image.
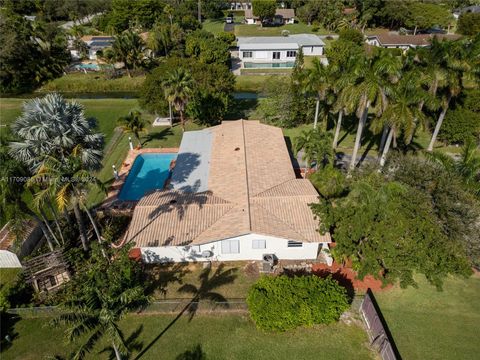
[73,63,100,71]
[118,153,176,201]
[244,62,295,68]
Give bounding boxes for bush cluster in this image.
[246,275,349,332]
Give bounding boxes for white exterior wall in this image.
[239,49,298,61]
[245,18,256,24]
[302,45,323,56]
[0,250,22,268]
[140,233,331,264]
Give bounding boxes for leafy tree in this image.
[247,275,349,332]
[457,12,480,36]
[140,57,234,126]
[311,174,472,289]
[117,110,148,147]
[404,2,453,33]
[308,166,347,199]
[163,68,194,131]
[185,30,230,65]
[294,128,334,170]
[252,0,276,25]
[388,153,480,267]
[9,93,104,172]
[53,244,149,360]
[148,22,172,57]
[305,58,333,130]
[112,30,145,77]
[439,107,480,144]
[0,15,70,93]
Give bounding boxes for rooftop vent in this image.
[234,147,240,151]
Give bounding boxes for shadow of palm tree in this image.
[133,264,237,360]
[175,344,207,360]
[143,127,174,146]
[144,263,190,298]
[98,325,144,359]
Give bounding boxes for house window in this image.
[287,50,297,58]
[287,240,303,248]
[272,51,281,60]
[221,239,240,254]
[252,239,266,249]
[243,51,253,58]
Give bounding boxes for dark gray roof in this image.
[169,129,213,193]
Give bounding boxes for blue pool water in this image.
[74,63,100,71]
[244,62,295,69]
[118,153,176,201]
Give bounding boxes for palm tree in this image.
[9,93,104,172]
[427,39,470,151]
[163,68,194,131]
[294,128,334,171]
[117,110,148,147]
[148,23,171,57]
[53,246,149,360]
[305,58,332,129]
[112,31,144,78]
[339,49,401,171]
[374,71,426,167]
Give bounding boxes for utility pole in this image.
[198,0,201,23]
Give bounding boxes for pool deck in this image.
[100,148,179,213]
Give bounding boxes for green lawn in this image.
[0,268,21,288]
[2,313,374,360]
[202,19,227,35]
[235,22,328,37]
[37,73,145,94]
[374,275,480,360]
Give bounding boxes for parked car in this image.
[226,16,233,24]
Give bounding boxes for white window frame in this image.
[243,51,253,58]
[252,239,266,249]
[286,50,296,58]
[272,51,281,60]
[221,239,240,254]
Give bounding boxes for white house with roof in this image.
[365,33,461,51]
[70,35,115,60]
[237,34,326,68]
[125,120,332,265]
[244,8,295,25]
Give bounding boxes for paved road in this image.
[224,23,235,32]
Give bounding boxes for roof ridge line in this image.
[241,120,252,232]
[191,203,239,244]
[252,178,297,198]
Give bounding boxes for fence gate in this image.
[360,289,400,360]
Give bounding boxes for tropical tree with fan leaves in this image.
[163,68,194,131]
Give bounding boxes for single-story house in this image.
[73,35,114,60]
[365,33,461,51]
[244,8,295,25]
[126,120,332,265]
[237,34,326,68]
[453,5,480,19]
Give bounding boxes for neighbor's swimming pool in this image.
[118,153,176,201]
[73,63,101,71]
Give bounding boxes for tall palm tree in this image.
[163,68,194,131]
[339,50,401,171]
[427,39,470,151]
[148,23,171,57]
[112,31,144,78]
[305,58,332,129]
[9,93,104,172]
[117,110,148,147]
[374,71,426,167]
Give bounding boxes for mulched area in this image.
[312,262,392,293]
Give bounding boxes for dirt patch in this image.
[312,263,392,293]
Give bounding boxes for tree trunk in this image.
[406,100,425,144]
[125,66,131,78]
[378,126,389,154]
[180,110,185,131]
[39,209,60,247]
[33,215,54,251]
[313,98,320,129]
[349,102,369,171]
[379,127,394,167]
[47,200,65,245]
[112,342,122,360]
[73,202,88,251]
[333,109,343,149]
[83,205,102,244]
[414,25,417,35]
[427,95,451,152]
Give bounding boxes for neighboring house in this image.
[237,34,326,69]
[126,120,332,265]
[453,5,480,19]
[75,35,115,60]
[244,8,295,25]
[365,33,461,51]
[230,1,252,10]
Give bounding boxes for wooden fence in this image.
[360,289,401,360]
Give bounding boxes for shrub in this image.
[246,275,350,332]
[439,107,480,144]
[308,166,347,199]
[457,12,480,36]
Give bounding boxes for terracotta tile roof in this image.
[369,33,461,46]
[126,120,330,247]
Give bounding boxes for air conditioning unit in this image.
[262,254,277,273]
[201,250,213,258]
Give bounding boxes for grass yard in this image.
[234,75,288,93]
[0,268,21,288]
[202,19,228,35]
[37,73,145,94]
[1,313,374,360]
[374,274,480,360]
[235,22,329,37]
